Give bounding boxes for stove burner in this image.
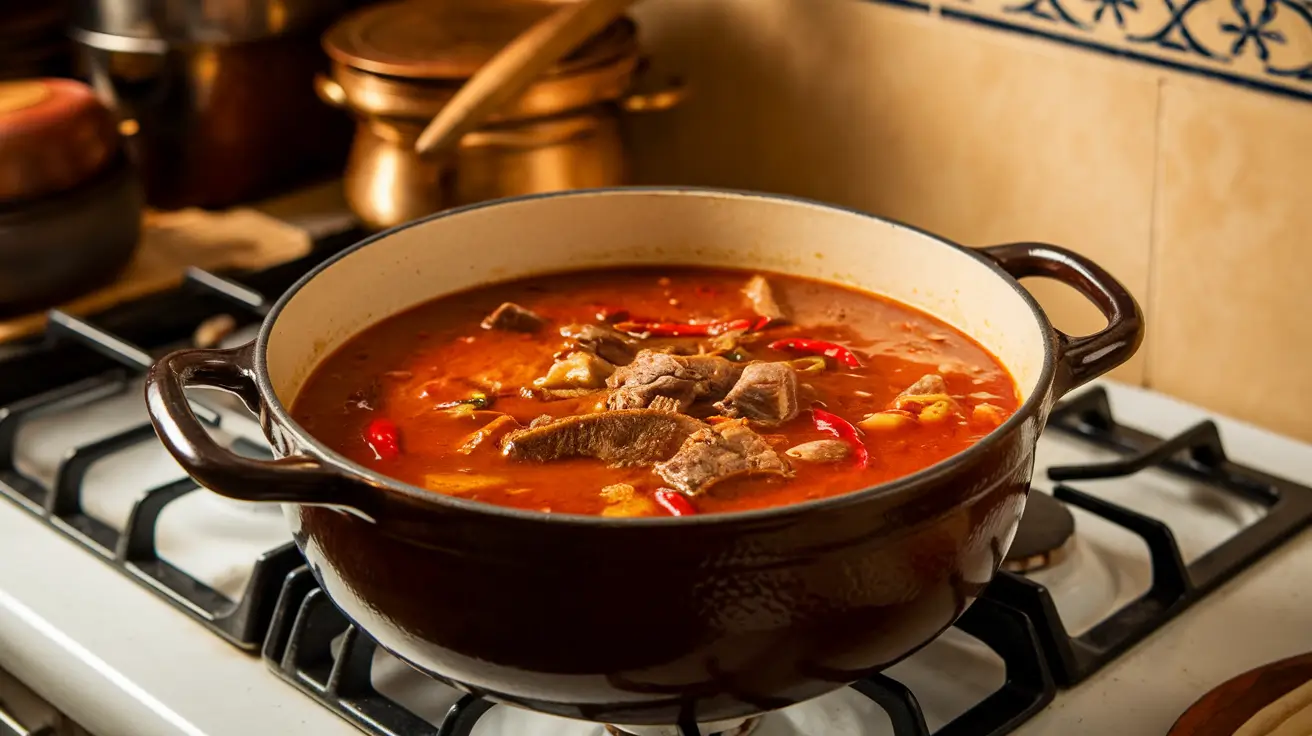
[1002,491,1076,574]
[263,566,1055,736]
[987,387,1312,688]
[606,718,759,736]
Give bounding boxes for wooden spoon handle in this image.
[413,0,640,158]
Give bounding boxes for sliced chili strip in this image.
[364,417,401,460]
[654,489,697,516]
[811,407,869,469]
[767,338,863,369]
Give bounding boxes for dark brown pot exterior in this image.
[276,397,1044,724]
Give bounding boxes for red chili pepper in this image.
[654,489,697,516]
[364,418,401,460]
[614,318,757,337]
[812,407,869,469]
[767,338,863,369]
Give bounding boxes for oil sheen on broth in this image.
[291,267,1019,517]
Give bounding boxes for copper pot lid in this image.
[323,0,637,80]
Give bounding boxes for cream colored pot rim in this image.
[252,186,1059,526]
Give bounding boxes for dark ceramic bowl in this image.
[0,153,141,312]
[145,188,1143,730]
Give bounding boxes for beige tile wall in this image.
[623,0,1312,441]
[1150,80,1312,441]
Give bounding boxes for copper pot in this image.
[318,0,685,231]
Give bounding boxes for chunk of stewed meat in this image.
[681,354,742,396]
[647,395,684,412]
[606,350,742,412]
[610,374,698,412]
[785,439,851,463]
[480,302,544,332]
[744,274,787,323]
[896,373,949,402]
[534,351,614,390]
[655,420,790,495]
[714,362,799,425]
[560,323,638,366]
[501,409,706,466]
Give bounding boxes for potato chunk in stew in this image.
[291,267,1019,517]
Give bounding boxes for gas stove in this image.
[0,237,1309,736]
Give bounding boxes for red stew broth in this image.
[290,267,1019,516]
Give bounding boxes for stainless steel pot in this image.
[71,0,346,44]
[72,26,352,210]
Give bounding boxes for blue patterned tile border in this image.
[860,0,1312,102]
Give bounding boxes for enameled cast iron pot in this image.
[145,188,1143,728]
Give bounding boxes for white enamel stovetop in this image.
[0,380,1309,736]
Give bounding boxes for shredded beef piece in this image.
[648,395,684,412]
[889,373,959,414]
[680,355,742,396]
[714,362,799,425]
[654,420,790,495]
[560,323,638,366]
[898,373,948,399]
[501,409,706,466]
[610,374,698,411]
[606,350,742,412]
[744,274,788,323]
[481,302,544,332]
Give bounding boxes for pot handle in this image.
[145,344,363,510]
[979,242,1144,396]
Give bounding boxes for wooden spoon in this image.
[413,0,640,159]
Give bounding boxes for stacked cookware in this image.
[69,0,355,210]
[0,77,140,312]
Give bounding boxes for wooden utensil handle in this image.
[413,0,640,158]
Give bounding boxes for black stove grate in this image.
[262,567,1055,736]
[986,386,1312,687]
[0,231,359,649]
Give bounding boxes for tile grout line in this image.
[1142,75,1167,390]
